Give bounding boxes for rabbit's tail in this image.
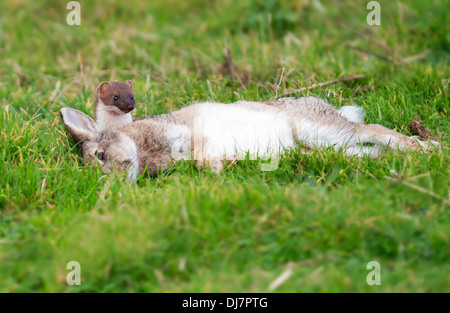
[337,106,365,124]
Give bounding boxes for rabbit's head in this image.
[60,107,139,181]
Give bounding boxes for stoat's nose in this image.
[122,103,134,113]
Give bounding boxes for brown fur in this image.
[118,120,176,175]
[94,80,135,119]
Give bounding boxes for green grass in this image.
[0,0,449,292]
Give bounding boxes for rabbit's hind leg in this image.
[356,123,438,152]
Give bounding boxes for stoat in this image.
[94,80,135,131]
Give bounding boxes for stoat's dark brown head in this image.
[96,80,135,114]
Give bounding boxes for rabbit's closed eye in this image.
[95,150,105,161]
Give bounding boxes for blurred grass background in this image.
[0,0,449,292]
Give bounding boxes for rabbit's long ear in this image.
[60,107,98,143]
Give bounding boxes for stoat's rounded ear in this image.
[96,81,112,96]
[125,80,133,90]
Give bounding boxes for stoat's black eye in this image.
[95,151,105,161]
[113,96,119,101]
[131,95,134,100]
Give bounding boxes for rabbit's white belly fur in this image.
[198,105,295,159]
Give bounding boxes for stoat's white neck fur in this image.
[96,100,132,131]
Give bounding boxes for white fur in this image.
[163,103,372,161]
[165,124,192,161]
[96,100,132,131]
[294,118,356,149]
[337,106,365,124]
[121,134,139,181]
[344,144,381,158]
[196,103,295,160]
